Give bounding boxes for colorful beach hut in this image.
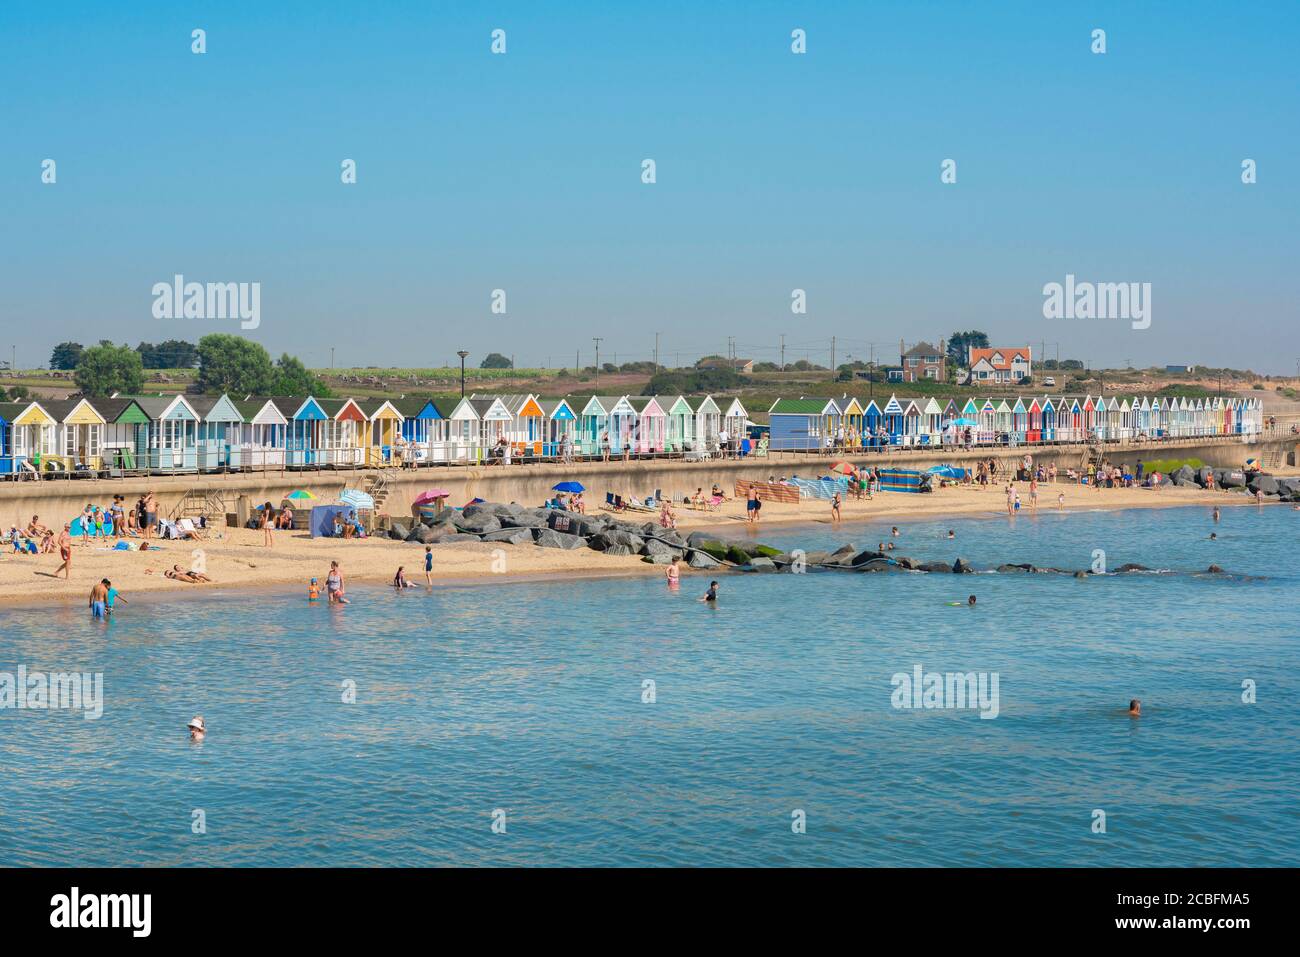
[1011,397,1028,443]
[863,399,883,446]
[313,397,368,467]
[4,401,58,475]
[627,396,667,453]
[0,402,29,475]
[133,395,200,472]
[720,397,748,442]
[189,394,245,471]
[921,398,944,443]
[538,398,577,456]
[393,397,446,464]
[575,396,611,456]
[235,398,288,470]
[687,395,722,453]
[768,398,839,452]
[361,399,405,466]
[270,396,329,468]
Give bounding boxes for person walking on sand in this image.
[830,492,842,523]
[261,502,274,547]
[142,491,158,540]
[1005,482,1016,516]
[424,545,434,586]
[54,524,73,579]
[1029,477,1039,512]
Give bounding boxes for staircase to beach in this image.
[358,468,398,512]
[169,489,231,523]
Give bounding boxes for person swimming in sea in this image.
[188,716,207,741]
[1209,532,1217,540]
[666,556,680,586]
[944,595,977,607]
[1128,699,1141,717]
[1212,506,1220,523]
[946,530,955,539]
[699,580,719,603]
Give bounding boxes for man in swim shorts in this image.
[88,580,107,619]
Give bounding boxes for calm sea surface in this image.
[1,504,1296,866]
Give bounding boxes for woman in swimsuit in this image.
[326,561,349,604]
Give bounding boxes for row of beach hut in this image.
[767,394,1265,451]
[0,392,752,476]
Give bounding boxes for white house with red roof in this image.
[968,347,1032,384]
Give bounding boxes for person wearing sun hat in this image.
[188,717,206,741]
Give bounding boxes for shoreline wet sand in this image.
[0,483,1286,609]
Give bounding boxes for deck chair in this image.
[177,518,206,540]
[19,460,41,481]
[600,492,618,512]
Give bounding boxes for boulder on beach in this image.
[687,549,722,569]
[641,538,682,560]
[1247,474,1279,495]
[1196,467,1215,487]
[641,552,675,565]
[1113,563,1151,573]
[952,558,973,574]
[1171,465,1197,486]
[1073,570,1089,579]
[850,549,887,566]
[745,557,778,572]
[430,533,482,545]
[589,529,644,552]
[409,525,440,544]
[533,528,588,549]
[601,543,636,557]
[480,527,535,545]
[455,512,502,534]
[462,503,513,520]
[857,558,901,572]
[1219,470,1246,488]
[996,563,1033,574]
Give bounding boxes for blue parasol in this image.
[552,481,585,493]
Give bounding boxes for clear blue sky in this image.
[3,1,1297,373]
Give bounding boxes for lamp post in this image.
[457,351,469,397]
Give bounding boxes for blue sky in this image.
[2,1,1297,372]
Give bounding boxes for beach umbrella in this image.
[285,489,316,500]
[944,417,978,427]
[552,481,585,493]
[412,489,452,507]
[828,461,857,475]
[339,488,375,510]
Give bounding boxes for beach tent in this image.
[234,397,288,470]
[308,504,354,538]
[927,464,967,480]
[189,393,245,471]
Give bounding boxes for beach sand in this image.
[0,482,1281,606]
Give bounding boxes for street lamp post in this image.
[457,351,470,397]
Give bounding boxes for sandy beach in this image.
[0,481,1281,607]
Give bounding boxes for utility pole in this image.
[654,332,661,371]
[780,334,786,371]
[593,337,602,390]
[868,342,876,398]
[330,346,335,369]
[831,336,836,374]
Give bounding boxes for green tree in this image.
[0,385,31,401]
[196,334,276,394]
[50,341,84,370]
[271,354,333,397]
[137,339,199,368]
[479,352,512,369]
[946,331,989,366]
[74,343,145,397]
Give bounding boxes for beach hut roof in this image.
[233,397,287,423]
[863,399,882,415]
[1012,397,1027,413]
[995,399,1012,413]
[1042,397,1056,412]
[902,399,921,415]
[685,395,721,414]
[838,397,864,416]
[0,401,33,424]
[961,398,979,414]
[882,395,904,414]
[467,397,511,421]
[187,393,244,422]
[358,398,404,421]
[131,394,199,420]
[537,398,576,419]
[720,397,748,419]
[769,397,838,416]
[628,396,666,415]
[923,397,943,414]
[316,397,369,421]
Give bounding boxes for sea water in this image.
[0,504,1296,866]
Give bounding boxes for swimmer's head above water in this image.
[1128,699,1141,716]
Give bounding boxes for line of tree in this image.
[69,335,330,398]
[51,339,200,371]
[946,331,990,366]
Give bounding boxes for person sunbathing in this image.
[165,567,200,583]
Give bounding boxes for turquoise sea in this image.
[0,504,1296,866]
